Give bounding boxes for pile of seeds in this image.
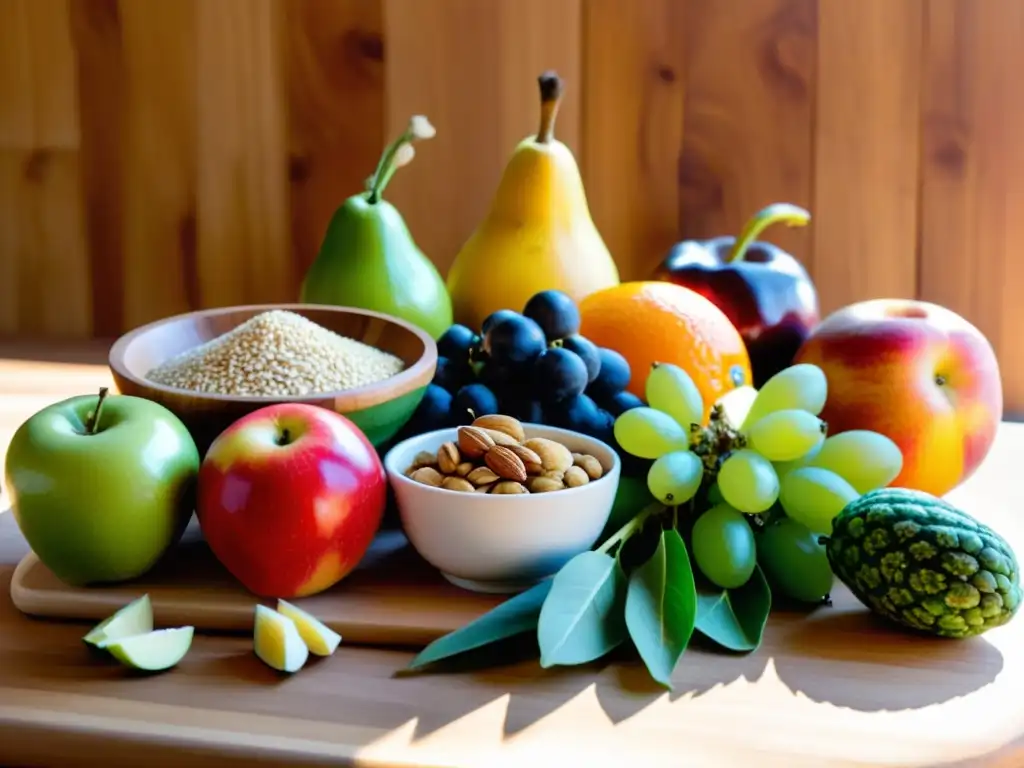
[146,310,406,396]
[405,414,605,494]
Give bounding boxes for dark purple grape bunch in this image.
[406,290,645,444]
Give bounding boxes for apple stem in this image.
[365,116,436,205]
[726,203,812,263]
[536,71,563,144]
[277,428,291,447]
[86,387,110,435]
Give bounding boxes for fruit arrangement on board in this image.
[1,67,1021,690]
[407,359,1020,683]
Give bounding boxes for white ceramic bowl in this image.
[383,424,622,594]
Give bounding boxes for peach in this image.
[793,299,1002,497]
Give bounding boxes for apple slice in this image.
[103,627,194,671]
[276,599,342,657]
[254,605,309,673]
[83,594,153,647]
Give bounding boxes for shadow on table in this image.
[399,602,1004,742]
[607,606,1003,712]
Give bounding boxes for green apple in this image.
[4,387,200,586]
[83,593,153,647]
[103,626,194,671]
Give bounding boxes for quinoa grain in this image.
[146,310,405,396]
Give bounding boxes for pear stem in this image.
[366,135,408,205]
[86,387,109,435]
[366,116,436,204]
[536,71,563,144]
[726,203,811,263]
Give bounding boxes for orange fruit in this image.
[579,281,752,420]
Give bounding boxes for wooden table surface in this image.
[2,341,1024,768]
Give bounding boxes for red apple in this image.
[196,403,386,598]
[793,298,1003,497]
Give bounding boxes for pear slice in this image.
[83,594,153,647]
[103,627,194,671]
[276,599,342,657]
[254,604,309,673]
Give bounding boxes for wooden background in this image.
[2,0,1023,412]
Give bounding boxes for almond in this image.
[458,426,494,458]
[492,481,528,495]
[523,438,573,474]
[471,414,525,443]
[573,453,604,480]
[409,467,444,487]
[466,466,500,486]
[482,428,519,447]
[441,476,475,493]
[507,444,543,475]
[564,466,590,488]
[475,483,495,494]
[455,461,474,477]
[485,445,528,483]
[542,469,566,482]
[527,476,564,493]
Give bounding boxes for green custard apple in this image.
[4,388,200,586]
[824,487,1021,638]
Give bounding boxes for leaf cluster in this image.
[406,497,772,688]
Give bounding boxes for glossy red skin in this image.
[653,236,820,387]
[196,403,386,598]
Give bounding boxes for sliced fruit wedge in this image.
[83,594,153,647]
[254,605,309,673]
[103,626,194,671]
[276,599,342,657]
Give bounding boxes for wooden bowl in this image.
[108,303,437,457]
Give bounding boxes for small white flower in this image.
[393,143,416,168]
[409,115,436,140]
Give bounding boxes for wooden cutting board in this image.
[9,516,506,647]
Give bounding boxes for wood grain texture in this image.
[0,0,91,338]
[919,0,1024,417]
[677,0,816,273]
[581,0,687,281]
[197,0,294,308]
[285,0,385,278]
[812,0,923,312]
[383,0,583,274]
[11,527,506,647]
[3,0,1024,414]
[1,344,1024,767]
[111,0,198,332]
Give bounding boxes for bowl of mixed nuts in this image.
[383,414,621,594]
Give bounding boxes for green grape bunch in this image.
[612,360,907,604]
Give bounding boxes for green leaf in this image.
[537,551,628,668]
[406,579,552,670]
[624,528,697,688]
[694,564,772,652]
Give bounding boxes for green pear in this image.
[300,116,453,340]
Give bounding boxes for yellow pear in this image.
[445,71,620,331]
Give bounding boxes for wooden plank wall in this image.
[1,0,1023,413]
